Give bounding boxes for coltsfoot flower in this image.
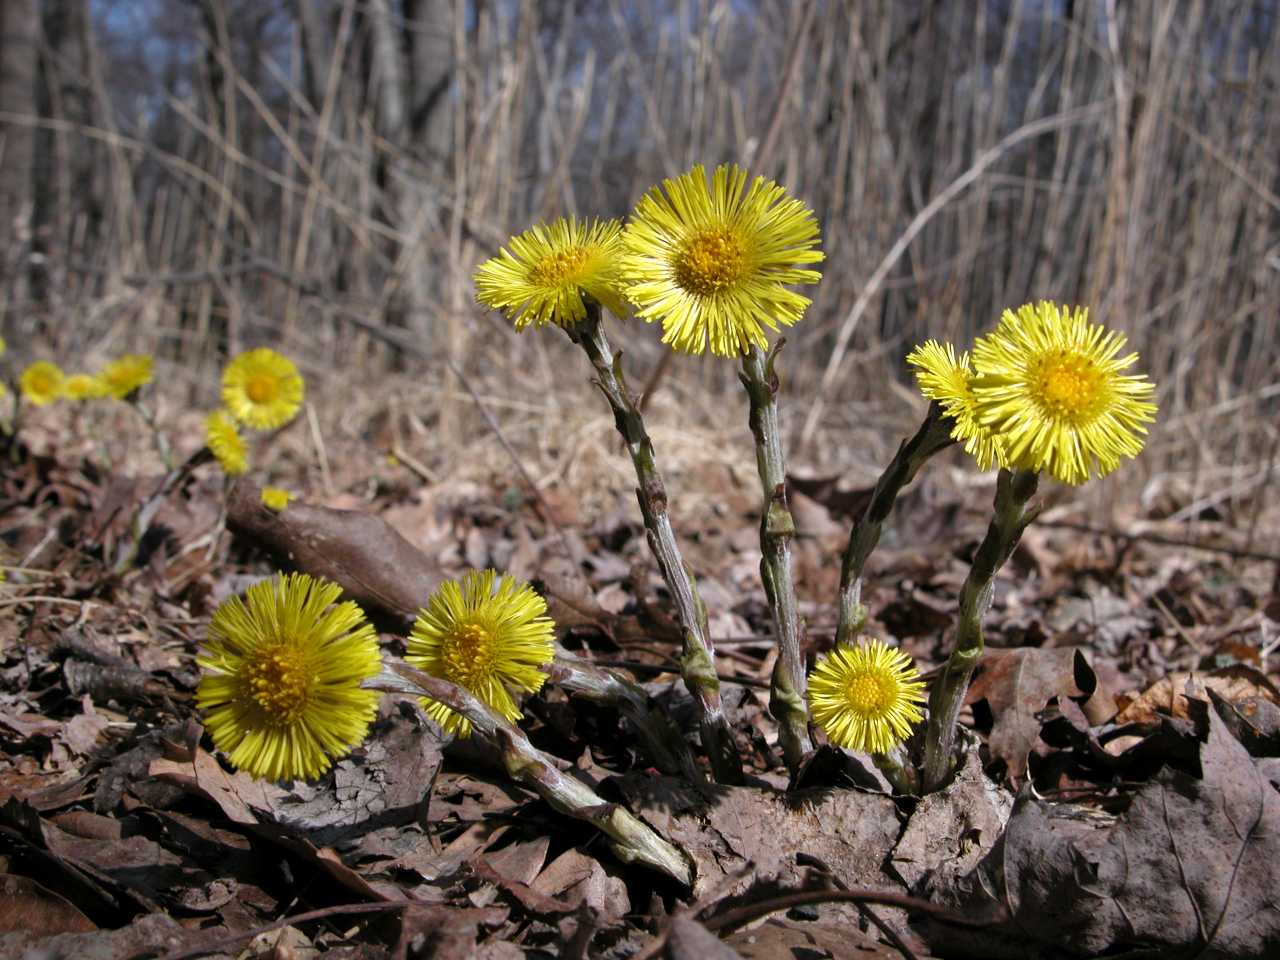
[99,354,153,400]
[406,569,556,737]
[222,348,304,430]
[20,361,65,406]
[260,487,294,511]
[196,573,382,782]
[907,339,1003,470]
[63,373,107,400]
[808,638,927,754]
[205,409,248,475]
[971,302,1157,485]
[474,217,627,329]
[621,162,823,356]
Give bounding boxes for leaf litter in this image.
[1,429,1279,958]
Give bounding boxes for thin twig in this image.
[1035,518,1280,565]
[702,885,997,934]
[159,902,413,960]
[799,101,1110,451]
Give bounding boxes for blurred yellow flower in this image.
[222,348,304,430]
[474,217,627,329]
[808,638,926,754]
[406,569,555,737]
[260,487,294,511]
[971,302,1157,485]
[906,340,1003,470]
[20,361,65,406]
[99,354,153,400]
[196,573,382,782]
[205,409,248,475]
[63,373,107,401]
[621,162,824,356]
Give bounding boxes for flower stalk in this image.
[921,468,1040,790]
[381,660,693,886]
[739,341,812,773]
[549,654,703,783]
[873,742,920,795]
[563,302,743,784]
[835,403,956,647]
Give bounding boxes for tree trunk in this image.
[31,0,96,307]
[0,0,39,299]
[367,0,446,351]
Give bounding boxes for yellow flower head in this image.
[906,340,1004,471]
[99,354,153,400]
[222,348,304,430]
[971,302,1157,485]
[63,373,107,400]
[620,162,824,356]
[205,409,248,476]
[406,569,556,737]
[474,217,627,329]
[261,487,294,511]
[20,361,65,406]
[196,573,382,782]
[808,638,927,754]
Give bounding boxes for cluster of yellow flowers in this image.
[197,568,555,782]
[473,163,1160,760]
[203,348,305,480]
[474,163,824,357]
[907,302,1158,485]
[16,353,154,406]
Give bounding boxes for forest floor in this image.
[2,387,1279,959]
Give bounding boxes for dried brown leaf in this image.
[966,647,1110,782]
[1115,665,1280,726]
[934,709,1280,958]
[0,874,96,936]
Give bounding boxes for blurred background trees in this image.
[1,1,1277,506]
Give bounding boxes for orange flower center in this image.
[674,228,747,296]
[528,246,590,286]
[842,670,896,717]
[31,373,55,395]
[1033,352,1104,422]
[246,373,279,404]
[442,623,497,688]
[243,643,312,723]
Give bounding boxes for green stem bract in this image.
[921,468,1040,791]
[740,342,812,773]
[835,404,955,647]
[564,304,743,785]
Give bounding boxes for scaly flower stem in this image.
[740,341,812,773]
[564,303,743,785]
[873,742,920,796]
[380,660,693,885]
[921,468,1040,791]
[836,404,955,647]
[549,654,703,783]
